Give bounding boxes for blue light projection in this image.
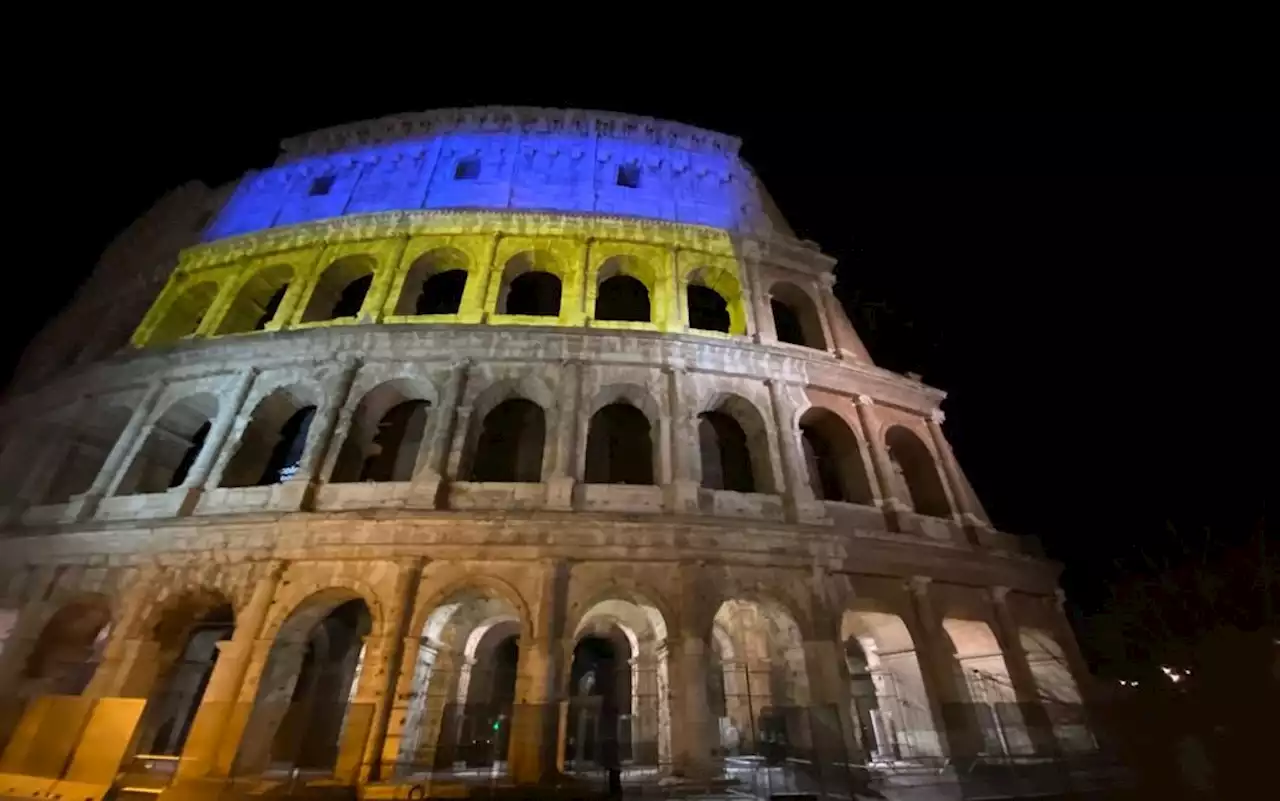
[205,132,763,241]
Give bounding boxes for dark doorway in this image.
[585,403,654,485]
[417,270,468,315]
[503,272,561,317]
[330,275,372,319]
[470,399,546,482]
[258,406,316,485]
[596,276,651,323]
[698,411,756,492]
[688,285,730,332]
[359,400,430,482]
[566,633,631,768]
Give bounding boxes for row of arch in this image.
[6,573,1087,778]
[145,246,830,351]
[20,376,953,521]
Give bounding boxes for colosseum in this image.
[0,108,1097,799]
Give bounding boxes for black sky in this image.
[7,94,1273,655]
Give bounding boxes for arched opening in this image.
[799,408,874,505]
[394,248,470,316]
[331,380,434,484]
[710,599,811,760]
[468,398,545,483]
[565,631,630,770]
[150,281,219,345]
[596,276,650,323]
[1019,628,1093,752]
[584,403,653,485]
[697,397,773,494]
[220,387,318,488]
[217,265,292,335]
[301,256,376,323]
[686,265,740,334]
[885,426,951,518]
[769,282,826,349]
[135,600,235,757]
[397,588,526,777]
[567,597,671,773]
[40,405,134,505]
[942,618,1021,756]
[236,596,372,775]
[497,252,561,317]
[22,596,112,697]
[842,607,942,759]
[116,394,219,495]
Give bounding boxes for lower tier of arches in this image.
[0,553,1096,792]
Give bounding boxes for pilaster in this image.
[407,359,469,508]
[855,395,907,531]
[989,587,1059,755]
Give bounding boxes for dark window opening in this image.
[801,426,846,502]
[258,406,316,485]
[503,272,561,317]
[595,275,651,323]
[169,422,211,489]
[359,400,431,482]
[455,158,481,180]
[330,275,372,319]
[470,399,546,482]
[772,299,807,346]
[886,426,951,518]
[616,163,641,189]
[254,286,289,331]
[309,176,335,196]
[585,403,654,485]
[698,411,756,492]
[688,285,730,332]
[417,270,468,315]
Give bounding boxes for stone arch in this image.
[686,265,744,334]
[21,594,113,697]
[709,596,812,757]
[696,393,775,494]
[769,280,827,350]
[39,404,134,505]
[237,588,376,774]
[302,255,377,323]
[330,378,437,483]
[116,393,219,495]
[593,254,654,323]
[149,280,220,345]
[462,379,552,483]
[496,250,564,317]
[885,425,951,518]
[131,589,235,756]
[216,263,293,335]
[841,605,942,758]
[941,617,1021,755]
[1018,627,1092,752]
[585,397,654,485]
[220,383,321,488]
[799,406,874,505]
[397,576,534,774]
[394,247,471,316]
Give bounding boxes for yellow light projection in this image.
[131,210,750,348]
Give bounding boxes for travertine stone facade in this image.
[0,108,1093,795]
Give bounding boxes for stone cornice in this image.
[179,210,836,277]
[278,107,741,163]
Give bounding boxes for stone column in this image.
[749,265,776,345]
[817,273,859,360]
[444,405,475,481]
[903,576,970,757]
[189,367,258,499]
[854,396,907,531]
[663,366,698,514]
[81,564,164,697]
[296,359,360,506]
[1051,590,1099,708]
[406,360,469,508]
[68,380,165,519]
[988,587,1058,755]
[927,411,989,533]
[357,237,410,324]
[357,557,425,781]
[765,378,819,523]
[177,560,287,779]
[802,639,860,767]
[545,361,582,510]
[666,634,717,778]
[508,560,569,784]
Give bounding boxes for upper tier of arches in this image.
[133,214,869,361]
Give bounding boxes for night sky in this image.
[7,96,1272,662]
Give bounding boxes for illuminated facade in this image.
[0,108,1094,797]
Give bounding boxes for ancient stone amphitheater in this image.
[0,108,1096,798]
